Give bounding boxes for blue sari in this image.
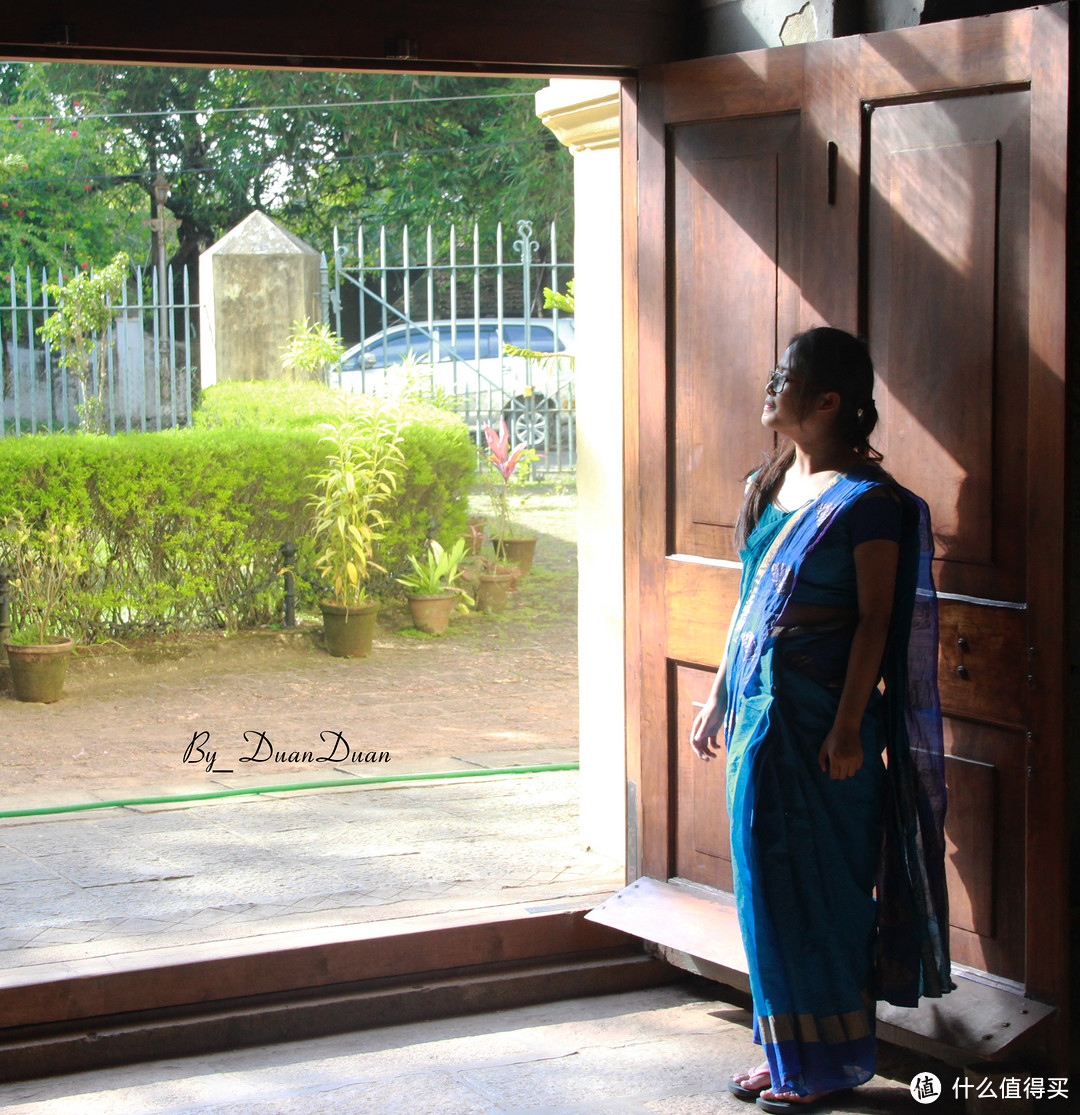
[724,466,951,1097]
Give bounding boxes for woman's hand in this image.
[818,722,863,780]
[690,695,725,761]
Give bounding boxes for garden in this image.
[0,372,579,792]
[0,359,591,971]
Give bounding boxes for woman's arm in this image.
[690,603,740,761]
[817,537,899,779]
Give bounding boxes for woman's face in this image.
[762,343,806,434]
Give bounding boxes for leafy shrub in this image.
[192,380,344,431]
[0,385,473,640]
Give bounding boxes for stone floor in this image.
[0,759,619,971]
[0,984,965,1114]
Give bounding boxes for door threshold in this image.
[586,877,1056,1064]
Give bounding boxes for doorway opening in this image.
[0,63,623,1001]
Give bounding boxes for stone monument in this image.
[199,211,322,387]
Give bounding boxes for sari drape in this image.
[723,467,951,1097]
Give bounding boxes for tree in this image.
[9,65,573,308]
[0,65,146,280]
[37,249,131,432]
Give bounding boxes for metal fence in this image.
[1,265,199,437]
[329,218,575,471]
[2,218,575,469]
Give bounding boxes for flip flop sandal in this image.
[755,1088,847,1113]
[728,1067,772,1102]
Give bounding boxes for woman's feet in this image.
[727,1062,772,1101]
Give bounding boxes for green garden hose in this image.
[0,762,580,820]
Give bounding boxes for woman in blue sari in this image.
[690,328,951,1112]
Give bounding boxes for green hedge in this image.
[0,385,474,641]
[192,381,345,431]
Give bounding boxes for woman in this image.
[690,328,951,1113]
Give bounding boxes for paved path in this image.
[0,763,620,972]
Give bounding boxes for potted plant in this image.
[475,557,518,614]
[309,393,407,657]
[481,417,539,579]
[0,513,87,702]
[396,537,473,635]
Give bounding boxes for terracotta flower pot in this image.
[319,600,379,658]
[407,593,455,635]
[491,536,537,579]
[476,572,514,614]
[492,561,522,592]
[4,636,75,703]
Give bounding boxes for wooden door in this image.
[866,88,1033,983]
[610,5,1068,1031]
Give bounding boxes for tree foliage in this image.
[0,66,147,278]
[0,64,573,295]
[38,249,131,431]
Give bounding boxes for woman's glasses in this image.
[767,366,804,394]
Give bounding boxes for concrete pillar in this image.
[199,211,323,388]
[536,80,625,866]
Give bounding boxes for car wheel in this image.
[504,396,552,448]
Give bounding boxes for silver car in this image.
[338,317,575,446]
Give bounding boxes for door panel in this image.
[936,601,1028,729]
[672,115,800,561]
[943,755,997,940]
[867,92,1030,602]
[664,558,739,667]
[675,664,732,890]
[866,90,1032,981]
[942,720,1027,981]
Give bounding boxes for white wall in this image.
[536,81,626,864]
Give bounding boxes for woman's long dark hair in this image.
[733,327,881,550]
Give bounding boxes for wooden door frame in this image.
[621,0,1070,1027]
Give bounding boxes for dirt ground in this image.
[0,492,579,801]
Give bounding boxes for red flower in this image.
[482,418,528,480]
[84,184,92,191]
[81,263,88,270]
[16,210,24,217]
[1,201,7,208]
[15,122,21,129]
[71,129,78,137]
